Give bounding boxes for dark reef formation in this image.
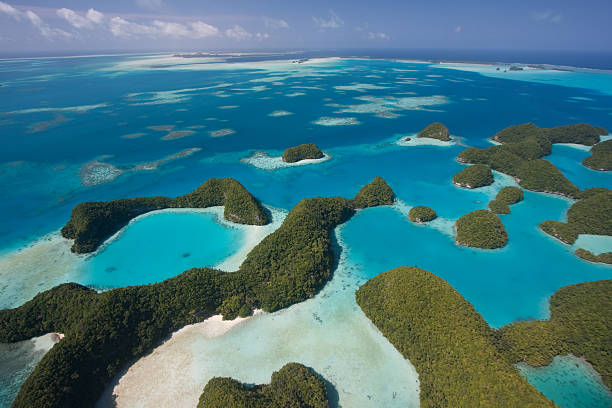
[197,363,330,408]
[455,209,508,249]
[282,143,325,163]
[356,267,555,408]
[583,139,612,171]
[61,177,269,253]
[417,122,450,141]
[452,164,494,189]
[408,206,437,223]
[0,177,394,408]
[489,186,524,214]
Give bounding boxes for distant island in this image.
[489,186,523,214]
[455,209,508,249]
[61,178,269,253]
[356,266,556,407]
[198,363,330,408]
[452,164,494,189]
[408,206,437,223]
[583,139,612,171]
[282,143,325,163]
[416,122,451,141]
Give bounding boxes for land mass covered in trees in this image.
[0,177,395,408]
[416,122,451,141]
[356,267,555,408]
[197,363,330,408]
[455,209,508,249]
[62,178,269,253]
[452,164,494,189]
[408,206,437,223]
[583,139,612,171]
[282,143,325,163]
[489,186,524,214]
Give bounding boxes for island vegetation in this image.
[452,164,494,189]
[489,186,524,214]
[574,248,612,264]
[408,206,437,223]
[355,266,555,407]
[583,139,612,171]
[282,143,325,163]
[416,122,451,141]
[61,177,269,253]
[458,122,608,198]
[540,188,612,244]
[350,176,395,208]
[0,177,394,408]
[197,363,330,408]
[455,209,508,249]
[497,279,612,389]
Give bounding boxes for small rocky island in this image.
[489,186,523,214]
[408,206,437,223]
[455,209,508,249]
[452,164,494,189]
[416,122,451,141]
[583,139,612,171]
[282,143,324,163]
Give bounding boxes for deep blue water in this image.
[0,53,611,407]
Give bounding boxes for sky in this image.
[0,0,611,55]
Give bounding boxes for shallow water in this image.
[1,54,612,407]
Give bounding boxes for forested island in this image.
[355,267,555,407]
[458,122,608,198]
[0,177,395,408]
[408,206,437,223]
[583,139,612,171]
[282,143,325,163]
[455,209,508,249]
[452,164,494,189]
[489,186,524,214]
[416,122,451,141]
[498,279,612,389]
[62,178,269,253]
[574,248,612,264]
[197,363,330,408]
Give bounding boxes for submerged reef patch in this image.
[313,117,360,126]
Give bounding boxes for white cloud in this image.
[455,25,462,33]
[136,0,163,11]
[225,25,252,40]
[368,31,390,40]
[190,21,219,38]
[57,8,93,29]
[86,9,105,25]
[256,32,270,40]
[26,10,72,39]
[110,16,219,39]
[531,10,563,23]
[109,16,157,38]
[263,17,289,29]
[0,1,21,20]
[313,10,344,29]
[152,20,190,37]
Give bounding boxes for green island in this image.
[574,248,612,264]
[583,139,612,171]
[0,177,394,408]
[459,122,608,198]
[452,164,494,189]
[540,188,612,244]
[489,186,524,214]
[497,279,612,389]
[355,266,555,408]
[197,363,330,408]
[408,206,437,223]
[455,209,508,249]
[61,177,269,253]
[281,143,325,163]
[416,122,451,141]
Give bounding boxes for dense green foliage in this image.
[0,178,392,408]
[497,279,612,389]
[540,189,612,244]
[417,122,450,141]
[350,176,395,208]
[574,248,612,264]
[583,139,612,171]
[61,178,269,253]
[452,164,494,188]
[197,363,330,408]
[355,267,554,408]
[408,206,437,223]
[282,143,325,163]
[494,122,607,146]
[455,209,508,249]
[489,186,524,214]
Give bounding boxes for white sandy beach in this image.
[241,151,331,171]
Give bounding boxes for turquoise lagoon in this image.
[0,53,611,407]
